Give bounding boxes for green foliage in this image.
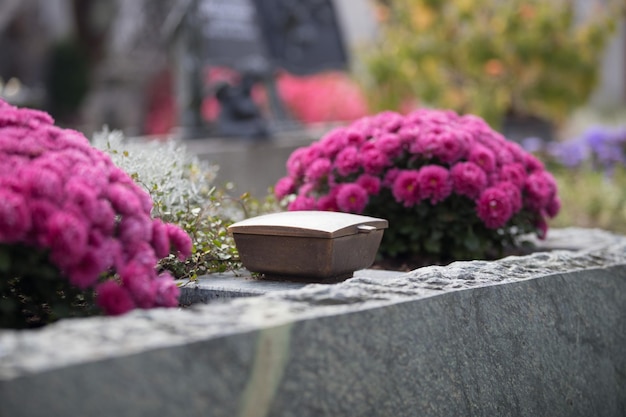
[550,166,626,234]
[363,0,621,128]
[365,190,537,267]
[93,129,280,280]
[0,244,99,329]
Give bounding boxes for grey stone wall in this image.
[1,228,625,417]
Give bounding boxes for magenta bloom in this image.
[96,281,136,316]
[305,157,332,182]
[120,261,158,308]
[392,170,421,207]
[286,147,308,178]
[499,163,527,188]
[0,190,31,242]
[319,128,348,158]
[376,133,404,159]
[151,219,171,259]
[154,272,181,307]
[0,99,193,317]
[525,171,557,211]
[356,174,381,195]
[277,108,561,256]
[496,181,523,214]
[68,249,103,289]
[288,195,317,211]
[418,165,452,204]
[360,147,390,174]
[274,176,295,200]
[476,187,513,229]
[335,146,360,176]
[469,145,496,173]
[45,211,88,269]
[317,193,339,211]
[336,183,368,213]
[433,130,468,164]
[450,162,487,199]
[166,222,193,260]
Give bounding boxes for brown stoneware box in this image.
[228,211,388,281]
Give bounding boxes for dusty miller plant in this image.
[92,129,253,279]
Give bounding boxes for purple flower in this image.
[450,162,487,199]
[496,181,522,214]
[319,128,348,158]
[96,281,136,316]
[476,187,513,229]
[376,133,404,159]
[107,183,143,216]
[336,183,368,213]
[0,190,31,242]
[68,249,103,289]
[305,157,332,182]
[154,272,181,307]
[274,176,295,200]
[166,223,193,260]
[151,219,171,259]
[469,145,496,173]
[356,174,381,195]
[499,163,526,188]
[335,146,360,176]
[417,165,452,204]
[547,139,587,168]
[360,147,390,175]
[524,171,557,211]
[392,170,421,207]
[288,195,317,211]
[45,211,88,269]
[120,261,158,308]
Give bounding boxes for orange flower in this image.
[484,59,505,77]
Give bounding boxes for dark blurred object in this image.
[44,39,90,124]
[215,72,269,139]
[252,0,348,75]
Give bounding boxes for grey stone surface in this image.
[179,268,403,304]
[1,228,625,417]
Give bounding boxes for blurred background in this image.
[1,0,626,231]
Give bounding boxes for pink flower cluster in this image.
[0,100,192,315]
[276,109,560,238]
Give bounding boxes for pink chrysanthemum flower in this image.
[360,147,390,175]
[469,144,496,173]
[496,181,523,214]
[356,174,381,196]
[305,157,332,182]
[336,183,368,213]
[154,272,181,307]
[375,133,404,159]
[335,146,360,176]
[476,187,513,229]
[417,165,452,204]
[0,190,31,242]
[288,195,317,211]
[277,108,561,262]
[392,170,421,207]
[499,163,527,188]
[96,281,136,316]
[274,176,295,200]
[1,98,194,319]
[166,222,193,260]
[317,192,339,211]
[286,147,308,178]
[319,128,348,158]
[525,171,557,211]
[450,162,487,199]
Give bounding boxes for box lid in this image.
[228,211,388,238]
